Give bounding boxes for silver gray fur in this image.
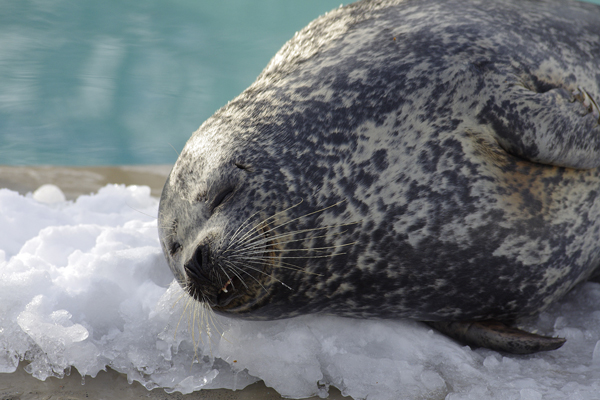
[159,0,600,326]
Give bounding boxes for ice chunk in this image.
[33,184,66,204]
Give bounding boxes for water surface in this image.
[0,0,346,165]
[1,0,599,166]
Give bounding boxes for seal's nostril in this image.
[194,247,202,267]
[192,244,209,270]
[185,244,210,278]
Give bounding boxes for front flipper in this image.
[425,320,566,354]
[477,71,600,169]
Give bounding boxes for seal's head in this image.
[158,126,280,316]
[157,105,354,320]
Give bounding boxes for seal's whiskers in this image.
[216,264,233,288]
[229,230,348,253]
[226,223,358,255]
[222,260,270,291]
[242,258,324,276]
[174,286,226,360]
[226,199,308,250]
[230,200,348,251]
[231,242,356,256]
[224,205,269,250]
[219,261,248,289]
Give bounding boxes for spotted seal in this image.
[158,0,600,354]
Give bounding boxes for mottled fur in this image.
[159,0,600,327]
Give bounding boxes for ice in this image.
[32,184,66,204]
[1,184,600,399]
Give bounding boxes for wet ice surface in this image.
[1,184,600,400]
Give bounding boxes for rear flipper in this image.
[425,320,566,354]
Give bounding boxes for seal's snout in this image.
[183,243,219,304]
[183,240,246,308]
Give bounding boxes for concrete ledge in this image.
[0,165,172,199]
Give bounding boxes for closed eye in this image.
[211,187,234,212]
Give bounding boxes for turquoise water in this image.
[0,0,347,166]
[1,0,599,166]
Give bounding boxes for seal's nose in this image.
[184,243,214,289]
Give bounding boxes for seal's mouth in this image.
[184,225,278,313]
[215,277,243,307]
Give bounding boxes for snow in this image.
[1,184,600,399]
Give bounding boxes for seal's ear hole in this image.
[235,162,249,170]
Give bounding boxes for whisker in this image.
[168,142,180,157]
[223,261,269,292]
[227,199,305,251]
[169,285,228,365]
[171,289,189,309]
[228,229,344,255]
[125,204,159,220]
[196,300,212,356]
[222,262,249,289]
[174,293,194,342]
[242,258,324,276]
[217,264,233,288]
[229,221,359,254]
[229,241,357,260]
[241,199,348,245]
[204,304,228,349]
[221,260,289,291]
[235,253,348,261]
[224,205,269,250]
[189,295,225,360]
[190,301,202,359]
[232,242,356,257]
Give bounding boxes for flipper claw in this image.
[572,86,600,123]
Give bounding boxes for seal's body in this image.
[159,0,600,353]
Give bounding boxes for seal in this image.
[158,0,600,354]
